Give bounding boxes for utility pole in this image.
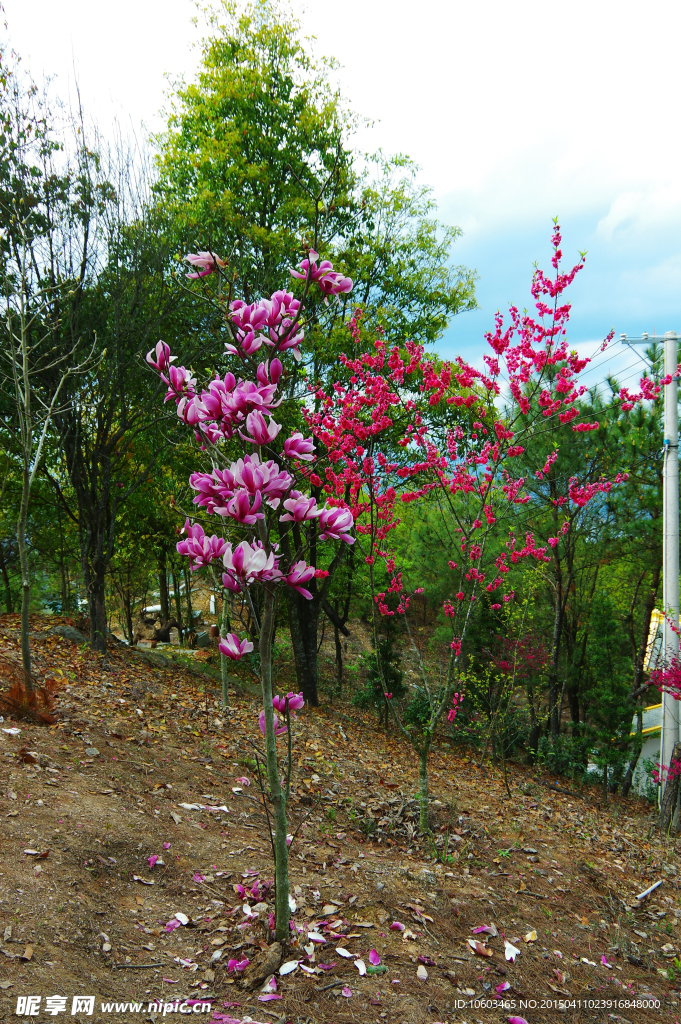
[622,331,679,793]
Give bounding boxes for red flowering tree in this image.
[306,223,672,832]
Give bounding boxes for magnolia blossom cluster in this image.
[180,250,351,363]
[146,249,357,669]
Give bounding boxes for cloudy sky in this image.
[6,0,680,383]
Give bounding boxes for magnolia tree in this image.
[306,224,673,833]
[146,249,353,939]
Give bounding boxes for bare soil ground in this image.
[0,613,679,1024]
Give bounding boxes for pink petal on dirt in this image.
[341,986,352,998]
[389,921,405,931]
[193,873,205,883]
[508,1018,530,1024]
[369,949,381,966]
[163,842,171,850]
[148,855,158,868]
[258,994,282,1002]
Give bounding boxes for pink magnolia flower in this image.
[186,251,225,279]
[222,540,280,591]
[223,489,265,525]
[272,692,305,713]
[219,633,254,661]
[146,340,175,372]
[290,251,352,298]
[259,710,288,737]
[279,493,322,524]
[318,506,354,544]
[239,410,282,446]
[235,776,250,786]
[284,432,316,461]
[285,561,315,599]
[176,519,228,569]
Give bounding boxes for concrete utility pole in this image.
[622,331,679,793]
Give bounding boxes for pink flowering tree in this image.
[146,248,353,939]
[306,223,672,833]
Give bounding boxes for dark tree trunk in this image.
[89,562,108,653]
[122,591,134,645]
[159,549,169,623]
[171,563,184,641]
[622,564,661,798]
[527,682,540,760]
[659,741,681,833]
[184,566,194,632]
[287,589,319,706]
[334,623,343,694]
[0,548,13,614]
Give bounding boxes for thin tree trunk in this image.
[418,742,431,833]
[220,588,230,708]
[527,681,540,760]
[184,566,194,634]
[259,585,289,939]
[17,459,32,687]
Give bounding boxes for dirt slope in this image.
[0,614,679,1024]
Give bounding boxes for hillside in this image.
[0,614,678,1024]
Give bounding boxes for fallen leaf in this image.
[524,930,537,942]
[132,875,154,886]
[0,981,12,989]
[170,811,182,825]
[19,946,33,961]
